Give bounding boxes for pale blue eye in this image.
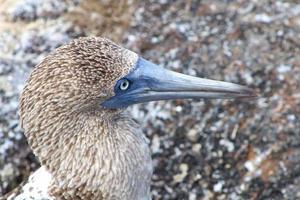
[120,79,130,91]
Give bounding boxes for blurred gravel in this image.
[0,0,300,200]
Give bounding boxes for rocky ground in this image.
[0,0,300,199]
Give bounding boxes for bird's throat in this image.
[26,110,152,199]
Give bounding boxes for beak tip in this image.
[239,87,259,99]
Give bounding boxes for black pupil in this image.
[121,80,128,90]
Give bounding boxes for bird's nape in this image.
[102,57,257,109]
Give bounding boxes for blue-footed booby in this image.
[5,37,256,200]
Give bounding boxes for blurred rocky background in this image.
[0,0,299,199]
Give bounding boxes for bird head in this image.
[20,37,256,118]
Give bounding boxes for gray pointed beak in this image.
[102,58,257,109]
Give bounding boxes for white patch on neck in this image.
[9,167,53,200]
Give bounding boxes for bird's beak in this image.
[102,58,257,109]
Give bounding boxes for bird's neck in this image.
[26,110,152,200]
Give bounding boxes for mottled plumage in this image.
[18,38,151,200]
[5,37,255,200]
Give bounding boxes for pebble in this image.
[213,181,224,192]
[186,129,199,142]
[173,163,189,183]
[219,139,234,152]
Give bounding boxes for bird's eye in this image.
[119,79,130,91]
